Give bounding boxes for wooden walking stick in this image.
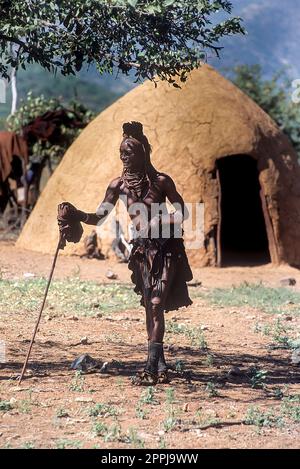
[18,234,63,384]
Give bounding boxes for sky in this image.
[212,0,300,80]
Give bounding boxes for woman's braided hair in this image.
[122,121,157,180]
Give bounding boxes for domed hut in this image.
[17,65,300,267]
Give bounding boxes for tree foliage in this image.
[0,0,244,84]
[229,65,300,157]
[7,92,94,165]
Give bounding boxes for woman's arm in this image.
[160,174,189,225]
[77,177,121,226]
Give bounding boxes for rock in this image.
[291,349,300,366]
[194,430,207,438]
[67,315,79,321]
[71,354,99,372]
[187,280,202,287]
[96,313,103,318]
[138,431,152,440]
[290,339,300,349]
[75,397,94,403]
[157,430,165,436]
[228,366,243,377]
[182,403,189,412]
[10,386,28,392]
[99,362,109,373]
[200,325,209,331]
[9,398,17,406]
[45,315,52,321]
[280,278,296,287]
[23,272,35,278]
[105,269,118,280]
[285,316,293,322]
[166,344,178,353]
[80,336,88,345]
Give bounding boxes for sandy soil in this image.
[0,241,299,449]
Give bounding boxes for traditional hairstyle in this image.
[122,121,157,180]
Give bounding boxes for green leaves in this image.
[127,0,138,7]
[0,0,244,85]
[229,64,300,159]
[6,92,94,166]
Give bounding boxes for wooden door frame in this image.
[216,167,222,267]
[259,185,279,264]
[215,158,276,267]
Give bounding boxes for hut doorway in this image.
[216,155,271,267]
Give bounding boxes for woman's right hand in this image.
[58,202,88,224]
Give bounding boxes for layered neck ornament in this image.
[122,167,149,201]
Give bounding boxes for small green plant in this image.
[93,422,108,437]
[88,403,119,418]
[166,322,186,335]
[135,402,149,420]
[56,408,69,418]
[254,323,271,336]
[22,441,35,449]
[69,371,85,392]
[174,359,185,373]
[249,367,267,389]
[116,377,125,391]
[272,388,285,400]
[205,381,219,398]
[56,439,82,449]
[163,406,178,433]
[271,319,292,349]
[205,353,214,367]
[244,406,284,429]
[140,386,156,404]
[127,427,145,448]
[244,394,300,431]
[281,395,300,423]
[196,330,208,351]
[103,424,122,443]
[0,400,13,412]
[18,399,32,414]
[158,436,167,449]
[165,387,175,405]
[166,322,208,350]
[206,282,300,315]
[0,278,138,318]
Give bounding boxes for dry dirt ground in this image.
[0,240,299,449]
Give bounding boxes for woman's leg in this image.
[145,258,176,381]
[133,257,175,385]
[149,258,176,343]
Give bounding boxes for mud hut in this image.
[17,65,300,267]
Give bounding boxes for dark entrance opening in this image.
[217,155,271,266]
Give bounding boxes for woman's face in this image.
[120,140,144,172]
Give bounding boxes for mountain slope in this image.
[1,0,298,128]
[212,0,300,80]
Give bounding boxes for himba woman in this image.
[58,121,193,385]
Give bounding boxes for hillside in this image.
[1,0,299,127]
